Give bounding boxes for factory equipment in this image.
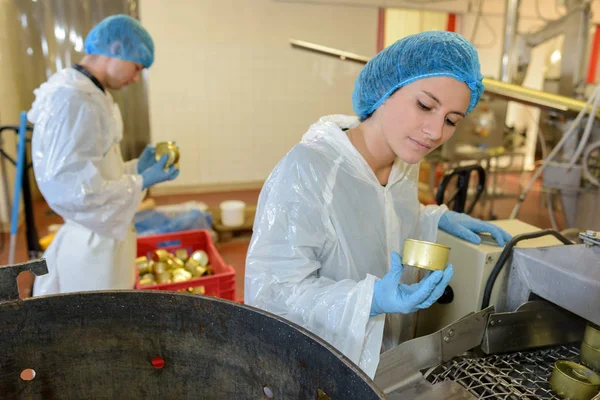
[374,221,600,399]
[0,260,384,399]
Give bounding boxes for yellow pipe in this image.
[482,78,597,117]
[289,38,599,118]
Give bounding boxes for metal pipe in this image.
[500,0,521,83]
[288,38,600,117]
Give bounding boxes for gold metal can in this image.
[141,273,155,281]
[175,248,189,262]
[152,249,170,263]
[581,343,600,372]
[185,258,200,269]
[550,360,600,400]
[155,141,180,170]
[136,256,152,275]
[402,239,450,271]
[189,286,205,295]
[191,265,208,277]
[139,277,155,286]
[191,250,209,267]
[170,257,185,269]
[153,261,168,275]
[584,324,600,349]
[156,271,171,284]
[171,268,193,282]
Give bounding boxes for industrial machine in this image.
[374,223,600,399]
[416,219,566,336]
[0,260,384,399]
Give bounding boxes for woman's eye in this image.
[445,118,457,127]
[417,101,432,111]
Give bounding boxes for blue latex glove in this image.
[438,210,512,246]
[137,145,157,174]
[141,154,179,190]
[370,252,454,317]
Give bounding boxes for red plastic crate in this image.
[135,229,236,301]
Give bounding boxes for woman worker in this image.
[245,31,511,377]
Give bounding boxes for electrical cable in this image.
[480,229,573,310]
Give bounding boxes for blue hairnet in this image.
[352,31,484,119]
[84,14,154,68]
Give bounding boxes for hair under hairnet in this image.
[352,31,484,119]
[84,14,154,68]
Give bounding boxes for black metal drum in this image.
[0,260,385,399]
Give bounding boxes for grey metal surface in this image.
[542,162,583,191]
[374,306,494,395]
[503,244,600,325]
[386,380,477,400]
[0,261,384,399]
[426,344,581,400]
[481,301,586,355]
[517,1,590,96]
[0,259,47,302]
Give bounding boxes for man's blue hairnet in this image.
[84,14,154,68]
[352,31,484,120]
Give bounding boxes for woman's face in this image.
[373,77,471,164]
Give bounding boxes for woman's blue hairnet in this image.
[84,14,154,68]
[352,31,484,119]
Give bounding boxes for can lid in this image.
[404,238,451,250]
[555,361,600,385]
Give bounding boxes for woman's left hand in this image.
[137,145,157,174]
[438,210,512,246]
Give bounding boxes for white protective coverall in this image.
[28,68,144,296]
[245,115,448,377]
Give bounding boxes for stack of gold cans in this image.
[137,248,213,286]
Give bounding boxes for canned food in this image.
[155,141,180,170]
[402,239,450,271]
[175,248,189,262]
[170,257,185,269]
[584,324,600,349]
[141,273,156,281]
[156,271,171,284]
[153,261,169,275]
[136,256,152,275]
[581,342,600,372]
[188,265,207,277]
[550,360,600,400]
[185,257,200,269]
[191,250,209,267]
[189,286,205,295]
[139,277,155,286]
[171,268,193,282]
[152,249,170,263]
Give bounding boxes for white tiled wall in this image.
[141,0,377,189]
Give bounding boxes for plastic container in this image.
[219,200,246,227]
[135,229,236,301]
